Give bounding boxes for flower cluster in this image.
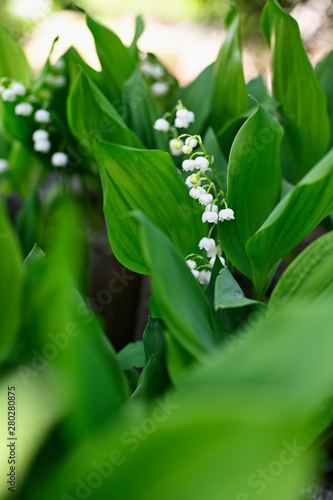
[153,101,196,157]
[0,78,68,168]
[152,102,234,287]
[185,238,226,285]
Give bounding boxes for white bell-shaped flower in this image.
[182,159,196,172]
[15,102,33,116]
[202,211,218,223]
[194,156,209,171]
[198,270,211,285]
[153,118,170,132]
[199,193,213,206]
[35,109,51,123]
[51,152,68,167]
[219,208,235,221]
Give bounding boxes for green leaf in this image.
[315,50,333,149]
[16,188,44,256]
[123,68,168,150]
[117,341,145,370]
[261,0,330,182]
[86,15,134,102]
[29,299,333,500]
[216,109,252,160]
[94,140,205,274]
[22,243,45,269]
[220,104,283,279]
[215,268,260,309]
[0,196,22,360]
[135,212,224,359]
[174,64,214,135]
[128,16,144,61]
[269,231,333,307]
[143,316,167,366]
[131,354,169,400]
[0,23,31,83]
[246,74,271,105]
[246,147,333,298]
[67,71,143,149]
[212,8,248,131]
[203,127,228,193]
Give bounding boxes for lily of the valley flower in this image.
[182,159,196,172]
[154,118,170,132]
[219,208,235,221]
[169,139,184,156]
[198,270,211,285]
[199,193,213,206]
[186,260,197,270]
[35,109,51,123]
[194,156,209,171]
[0,159,9,173]
[15,102,33,116]
[202,211,218,223]
[210,256,226,267]
[51,152,68,167]
[190,187,206,200]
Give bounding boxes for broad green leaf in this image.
[117,341,145,370]
[135,212,223,359]
[246,148,333,298]
[246,74,271,105]
[212,8,248,131]
[67,72,143,149]
[215,268,260,309]
[174,64,214,135]
[123,68,168,150]
[19,199,130,442]
[94,140,205,274]
[28,299,333,500]
[261,0,330,182]
[86,15,134,102]
[0,23,31,83]
[143,316,167,366]
[315,50,333,149]
[0,196,22,360]
[220,104,283,278]
[270,231,333,308]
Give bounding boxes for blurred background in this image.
[0,0,333,85]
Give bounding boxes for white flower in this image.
[34,140,51,153]
[151,82,170,97]
[191,269,200,279]
[190,187,205,200]
[219,208,235,221]
[182,159,196,172]
[142,62,164,79]
[210,256,226,267]
[202,211,218,223]
[15,102,33,116]
[185,137,197,148]
[185,175,200,188]
[53,58,65,71]
[51,152,68,167]
[199,193,213,206]
[45,74,66,88]
[194,156,209,171]
[153,118,170,132]
[35,109,51,123]
[174,109,195,129]
[186,260,197,270]
[205,204,218,214]
[169,139,183,156]
[198,270,211,285]
[198,237,216,252]
[11,82,26,96]
[1,89,16,102]
[0,159,9,173]
[33,129,49,142]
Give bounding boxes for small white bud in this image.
[186,260,197,270]
[15,102,34,116]
[33,129,49,142]
[51,152,68,167]
[0,159,9,173]
[182,145,192,155]
[1,89,16,102]
[153,118,170,132]
[185,137,197,148]
[169,139,183,157]
[34,139,51,153]
[151,82,170,97]
[11,82,26,96]
[35,109,51,123]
